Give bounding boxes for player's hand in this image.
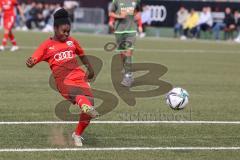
[26,57,36,68]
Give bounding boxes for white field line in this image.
[19,46,240,54]
[1,121,240,125]
[11,29,240,45]
[0,147,240,152]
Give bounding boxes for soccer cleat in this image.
[10,46,19,52]
[0,45,5,51]
[121,73,134,87]
[81,104,99,118]
[72,132,83,147]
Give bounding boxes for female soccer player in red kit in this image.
[0,0,24,52]
[26,8,98,147]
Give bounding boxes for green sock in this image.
[124,56,132,74]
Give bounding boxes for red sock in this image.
[75,113,91,136]
[75,95,92,136]
[9,33,17,46]
[2,33,8,46]
[75,95,92,107]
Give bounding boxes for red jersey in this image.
[0,0,17,17]
[31,37,87,89]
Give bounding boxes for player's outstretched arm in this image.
[26,57,36,68]
[80,55,94,80]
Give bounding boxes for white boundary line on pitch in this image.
[1,121,240,125]
[0,147,240,152]
[19,46,240,54]
[10,30,240,46]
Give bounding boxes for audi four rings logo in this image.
[54,50,74,61]
[148,5,167,22]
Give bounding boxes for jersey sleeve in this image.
[31,41,48,64]
[72,38,85,57]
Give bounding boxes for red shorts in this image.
[55,78,93,104]
[3,15,16,30]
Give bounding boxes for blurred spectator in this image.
[174,6,189,38]
[212,7,235,40]
[25,2,39,29]
[42,3,51,26]
[35,2,45,29]
[234,10,240,30]
[42,3,62,32]
[15,2,26,30]
[234,10,240,42]
[223,7,236,40]
[181,8,199,40]
[0,1,79,32]
[196,6,213,38]
[64,0,79,22]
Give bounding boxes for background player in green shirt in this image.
[109,0,141,87]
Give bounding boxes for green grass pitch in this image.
[0,31,240,159]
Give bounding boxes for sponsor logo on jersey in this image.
[121,7,134,15]
[66,41,73,47]
[54,50,74,61]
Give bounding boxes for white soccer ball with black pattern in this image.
[166,87,189,110]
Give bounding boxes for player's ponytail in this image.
[53,8,71,27]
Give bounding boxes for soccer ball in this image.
[166,87,189,110]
